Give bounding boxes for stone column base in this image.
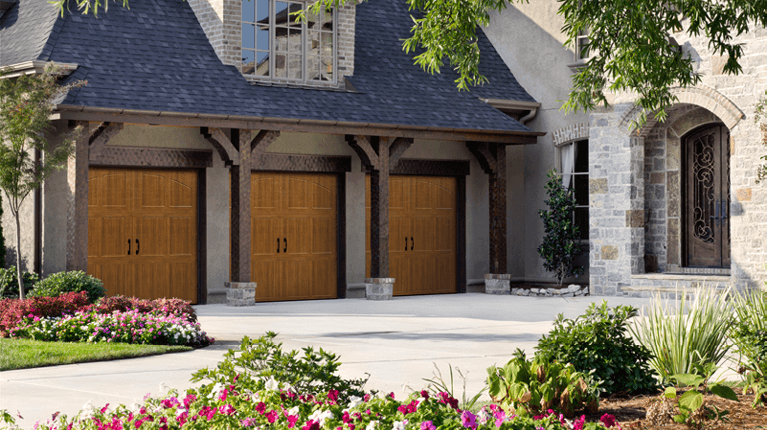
[365,278,395,300]
[484,274,511,294]
[226,282,256,306]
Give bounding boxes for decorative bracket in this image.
[466,141,497,174]
[346,135,379,171]
[251,130,280,159]
[201,127,239,166]
[88,122,123,160]
[388,137,413,170]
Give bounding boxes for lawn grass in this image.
[0,338,192,371]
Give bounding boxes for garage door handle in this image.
[411,237,414,251]
[277,238,280,253]
[136,239,140,255]
[405,237,407,251]
[284,238,287,253]
[128,239,131,255]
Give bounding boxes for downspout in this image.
[519,107,538,125]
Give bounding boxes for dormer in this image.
[187,0,355,89]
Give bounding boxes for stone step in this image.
[623,273,731,299]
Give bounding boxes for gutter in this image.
[53,104,547,144]
[1,61,79,79]
[479,98,540,124]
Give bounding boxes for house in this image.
[1,0,763,304]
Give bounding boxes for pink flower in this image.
[572,415,586,430]
[461,411,477,430]
[287,415,299,428]
[266,410,278,423]
[303,420,320,430]
[600,414,617,428]
[256,402,266,414]
[241,418,258,427]
[419,390,429,400]
[218,405,236,416]
[421,421,436,430]
[328,390,340,403]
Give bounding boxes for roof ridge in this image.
[37,7,65,61]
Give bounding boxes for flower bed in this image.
[10,309,212,347]
[0,291,90,336]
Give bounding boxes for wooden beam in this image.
[369,137,391,278]
[88,122,123,159]
[466,141,496,174]
[388,137,413,169]
[488,144,507,274]
[346,135,378,170]
[60,110,543,144]
[201,127,239,166]
[250,130,280,159]
[229,129,252,283]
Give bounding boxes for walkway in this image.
[0,294,654,428]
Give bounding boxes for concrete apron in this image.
[3,294,660,428]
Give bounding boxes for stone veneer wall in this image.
[187,0,356,88]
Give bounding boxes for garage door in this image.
[366,175,457,295]
[250,172,337,302]
[88,168,199,303]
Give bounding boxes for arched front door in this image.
[683,124,730,268]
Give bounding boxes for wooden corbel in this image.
[88,122,123,160]
[250,130,280,160]
[466,141,496,174]
[346,135,379,171]
[388,137,413,169]
[201,127,239,166]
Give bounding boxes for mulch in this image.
[583,388,767,429]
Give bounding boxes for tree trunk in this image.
[15,213,24,300]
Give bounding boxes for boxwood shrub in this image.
[30,271,105,303]
[0,266,39,299]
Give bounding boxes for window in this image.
[560,139,589,240]
[574,27,589,62]
[241,0,336,83]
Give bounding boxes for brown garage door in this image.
[88,167,199,303]
[250,172,337,302]
[366,175,457,295]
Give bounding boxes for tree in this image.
[0,64,84,299]
[537,170,583,287]
[55,0,767,126]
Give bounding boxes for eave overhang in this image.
[0,61,79,78]
[53,105,546,144]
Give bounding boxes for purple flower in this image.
[421,421,436,430]
[461,411,477,430]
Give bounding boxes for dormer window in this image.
[241,0,337,84]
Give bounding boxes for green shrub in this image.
[537,170,583,287]
[631,287,733,384]
[486,350,601,418]
[193,331,368,402]
[0,266,39,299]
[30,271,105,303]
[730,289,767,406]
[535,301,659,395]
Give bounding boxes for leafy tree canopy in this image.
[55,0,767,125]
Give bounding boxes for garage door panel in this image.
[252,175,277,211]
[252,217,278,256]
[96,217,130,257]
[253,260,277,301]
[286,217,311,255]
[312,178,334,210]
[168,175,196,208]
[170,262,196,302]
[413,179,434,210]
[135,261,169,300]
[169,216,195,256]
[284,259,312,299]
[94,263,134,298]
[413,217,434,252]
[435,180,456,210]
[312,217,334,255]
[435,254,455,293]
[312,259,335,297]
[137,217,169,257]
[435,216,454,251]
[390,255,409,295]
[137,173,166,209]
[390,217,409,254]
[286,176,310,210]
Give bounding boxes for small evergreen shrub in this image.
[30,271,106,303]
[0,266,39,299]
[537,170,584,287]
[535,301,659,395]
[0,291,90,336]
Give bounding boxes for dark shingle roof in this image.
[2,0,537,133]
[0,0,60,65]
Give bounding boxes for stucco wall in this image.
[483,0,590,284]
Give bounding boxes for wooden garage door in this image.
[366,175,457,295]
[88,168,198,304]
[250,173,337,302]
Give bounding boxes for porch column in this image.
[347,136,411,299]
[468,142,510,294]
[229,129,251,283]
[66,122,89,271]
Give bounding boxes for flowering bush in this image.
[10,308,213,347]
[14,375,620,430]
[30,270,106,303]
[0,291,90,336]
[94,295,198,322]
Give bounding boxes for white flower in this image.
[366,421,379,430]
[416,397,426,407]
[477,409,490,425]
[264,377,279,391]
[392,420,408,430]
[308,409,334,426]
[348,396,363,409]
[288,406,300,416]
[207,382,225,399]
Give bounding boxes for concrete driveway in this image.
[0,294,655,429]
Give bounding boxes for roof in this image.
[1,0,538,134]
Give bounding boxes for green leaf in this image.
[709,384,739,402]
[678,390,704,412]
[664,386,677,399]
[672,373,706,388]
